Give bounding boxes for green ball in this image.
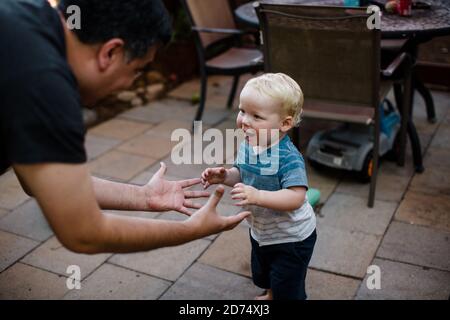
[191,92,200,104]
[307,188,321,207]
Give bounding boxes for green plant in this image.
[172,5,192,41]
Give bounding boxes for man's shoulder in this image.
[0,0,68,87]
[3,67,80,113]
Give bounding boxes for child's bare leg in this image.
[255,289,273,300]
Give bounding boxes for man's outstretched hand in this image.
[186,185,251,238]
[143,162,210,215]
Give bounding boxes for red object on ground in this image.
[397,0,412,16]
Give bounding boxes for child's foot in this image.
[255,289,273,300]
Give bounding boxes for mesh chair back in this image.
[185,0,237,48]
[256,3,380,108]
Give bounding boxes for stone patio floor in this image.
[0,75,449,300]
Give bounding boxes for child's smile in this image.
[237,86,287,147]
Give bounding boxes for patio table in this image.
[235,0,450,172]
[236,0,450,38]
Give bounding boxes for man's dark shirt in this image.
[0,0,86,175]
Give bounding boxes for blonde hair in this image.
[244,73,304,126]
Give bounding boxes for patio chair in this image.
[181,0,264,123]
[255,3,413,207]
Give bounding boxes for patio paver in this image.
[409,166,450,196]
[376,221,450,271]
[88,118,152,141]
[0,230,39,272]
[119,99,195,124]
[0,199,53,242]
[144,119,192,140]
[395,190,450,232]
[109,239,211,281]
[355,258,450,300]
[306,165,341,203]
[167,77,207,100]
[0,263,68,299]
[424,147,450,169]
[84,134,121,160]
[413,91,449,127]
[200,109,231,126]
[159,262,259,300]
[117,133,176,159]
[380,158,415,177]
[63,263,170,300]
[0,208,8,220]
[445,109,450,125]
[0,170,29,210]
[430,124,450,149]
[198,225,252,277]
[167,76,235,102]
[317,193,397,236]
[21,236,111,279]
[336,170,411,203]
[89,150,157,181]
[309,223,381,278]
[306,269,360,300]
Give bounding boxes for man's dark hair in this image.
[58,0,172,60]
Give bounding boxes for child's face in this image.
[237,86,292,147]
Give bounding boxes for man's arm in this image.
[91,177,148,211]
[92,162,210,216]
[13,163,250,254]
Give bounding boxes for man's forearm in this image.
[84,213,196,253]
[92,177,147,211]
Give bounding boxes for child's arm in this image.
[223,167,241,187]
[201,167,241,188]
[231,184,306,211]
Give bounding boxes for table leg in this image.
[407,119,425,173]
[393,83,424,173]
[408,38,437,124]
[415,77,437,123]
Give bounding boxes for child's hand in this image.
[231,183,260,206]
[201,167,227,189]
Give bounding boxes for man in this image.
[0,0,250,254]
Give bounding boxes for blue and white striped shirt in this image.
[235,135,316,246]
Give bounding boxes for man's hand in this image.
[186,185,251,237]
[231,183,260,206]
[144,162,210,216]
[201,167,227,189]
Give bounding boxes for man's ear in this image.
[280,116,294,133]
[97,38,125,72]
